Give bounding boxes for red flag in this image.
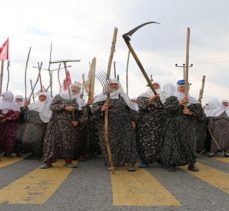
[63,70,72,91]
[0,38,9,61]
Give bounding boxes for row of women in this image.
[0,79,228,172]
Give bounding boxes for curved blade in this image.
[124,21,160,37]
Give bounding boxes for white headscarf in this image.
[139,81,161,98]
[204,98,220,117]
[15,95,25,107]
[28,92,52,123]
[211,99,229,117]
[160,83,177,103]
[94,79,138,112]
[0,91,20,113]
[60,82,85,110]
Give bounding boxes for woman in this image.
[208,99,229,157]
[22,92,52,159]
[40,83,83,168]
[160,80,205,171]
[136,81,166,167]
[0,91,20,157]
[93,79,139,172]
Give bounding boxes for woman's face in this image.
[109,83,119,91]
[178,85,185,93]
[39,94,47,102]
[222,101,228,107]
[71,85,80,93]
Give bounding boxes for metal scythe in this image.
[122,22,163,106]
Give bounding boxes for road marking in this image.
[0,160,75,204]
[212,157,229,164]
[111,168,180,206]
[0,157,22,168]
[181,163,229,194]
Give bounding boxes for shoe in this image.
[139,161,149,168]
[40,163,53,169]
[65,163,78,168]
[128,164,136,172]
[208,152,216,157]
[188,164,199,172]
[0,152,5,156]
[224,152,229,157]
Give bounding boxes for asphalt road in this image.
[0,154,228,211]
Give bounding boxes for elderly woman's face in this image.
[39,94,47,102]
[222,101,228,107]
[71,85,80,93]
[178,85,185,93]
[109,83,119,91]
[152,83,160,90]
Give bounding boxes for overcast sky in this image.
[1,0,229,103]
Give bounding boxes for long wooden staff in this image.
[24,47,32,101]
[104,27,118,174]
[48,43,53,97]
[184,27,190,98]
[29,79,35,102]
[6,60,10,91]
[0,60,4,95]
[28,62,42,102]
[88,57,96,102]
[57,63,62,92]
[126,50,130,95]
[198,75,206,103]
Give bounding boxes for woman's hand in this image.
[183,107,192,115]
[101,103,109,111]
[65,105,76,112]
[149,95,160,103]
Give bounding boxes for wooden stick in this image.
[29,79,35,102]
[24,47,32,100]
[0,60,4,95]
[57,63,62,93]
[198,75,206,103]
[126,50,130,95]
[88,57,96,102]
[6,60,10,91]
[48,43,53,97]
[105,27,118,174]
[185,28,190,98]
[28,62,42,102]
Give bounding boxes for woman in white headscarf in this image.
[40,83,83,169]
[93,79,139,172]
[0,91,20,157]
[136,81,166,168]
[208,99,229,157]
[159,80,205,172]
[21,92,52,159]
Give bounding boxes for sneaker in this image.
[188,164,199,172]
[23,152,33,160]
[40,163,53,169]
